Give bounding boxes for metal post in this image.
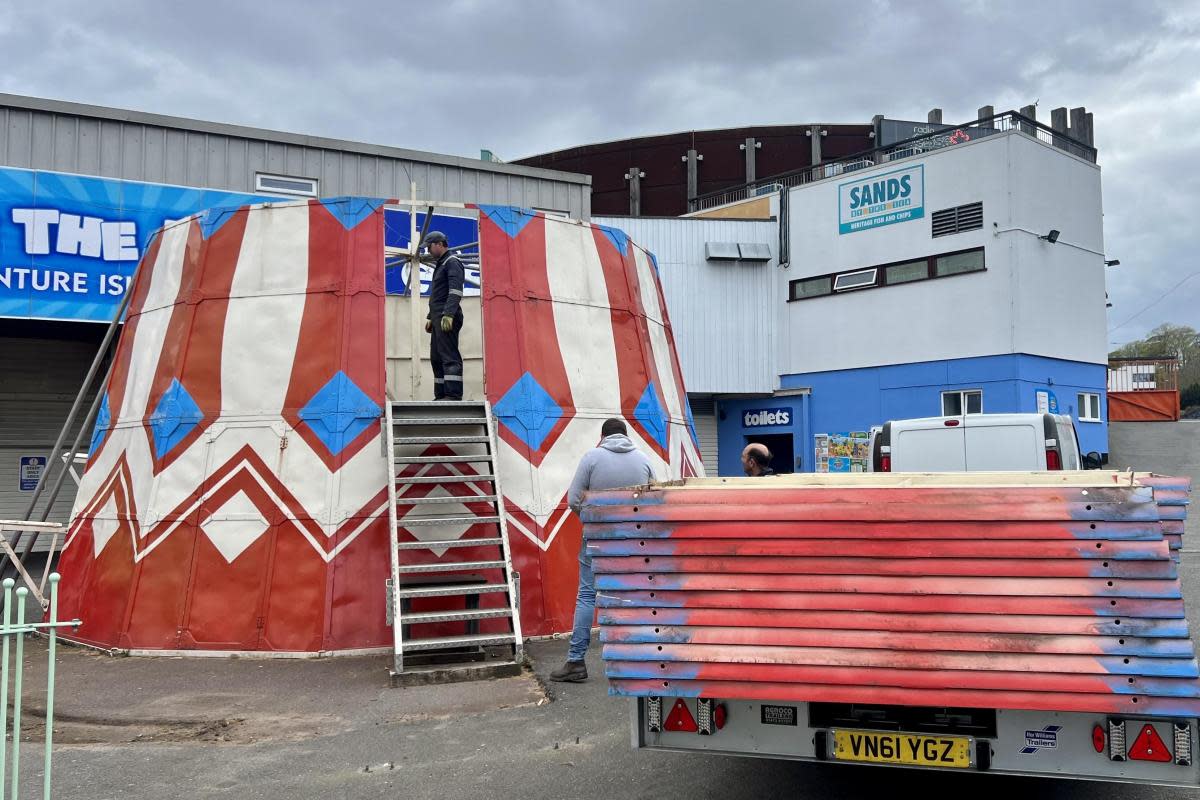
[683,149,701,211]
[42,575,59,800]
[808,125,822,167]
[624,167,643,217]
[742,138,758,185]
[11,586,26,800]
[0,579,12,794]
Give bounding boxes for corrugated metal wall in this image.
[594,216,778,395]
[687,396,719,473]
[0,96,591,219]
[0,326,102,527]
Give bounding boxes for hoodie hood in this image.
[599,434,637,453]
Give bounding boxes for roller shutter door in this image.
[687,396,719,475]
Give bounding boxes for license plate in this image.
[831,729,972,769]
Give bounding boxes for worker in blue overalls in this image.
[423,231,465,400]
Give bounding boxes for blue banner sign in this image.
[838,164,924,235]
[383,208,481,297]
[0,167,270,322]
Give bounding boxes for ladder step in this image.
[395,560,506,574]
[395,455,493,464]
[401,608,513,625]
[396,474,495,485]
[400,515,501,527]
[397,494,498,506]
[392,418,487,426]
[391,401,486,409]
[396,537,504,550]
[403,633,517,652]
[394,582,509,599]
[394,435,491,445]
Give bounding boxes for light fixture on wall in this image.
[1039,229,1061,243]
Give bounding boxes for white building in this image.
[599,110,1112,475]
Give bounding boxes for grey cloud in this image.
[0,0,1196,339]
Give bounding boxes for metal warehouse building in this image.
[0,93,590,525]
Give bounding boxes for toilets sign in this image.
[838,164,924,234]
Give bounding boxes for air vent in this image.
[932,202,983,237]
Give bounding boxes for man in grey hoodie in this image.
[549,418,656,682]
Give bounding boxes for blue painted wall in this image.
[716,395,810,477]
[713,354,1108,475]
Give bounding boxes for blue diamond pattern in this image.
[148,379,204,459]
[597,224,630,257]
[320,197,385,230]
[479,205,535,238]
[199,206,240,239]
[298,371,382,456]
[634,382,668,450]
[88,392,112,457]
[494,372,564,451]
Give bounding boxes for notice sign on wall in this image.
[742,407,792,428]
[838,164,924,235]
[18,455,46,492]
[815,432,870,473]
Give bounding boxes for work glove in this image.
[440,315,454,333]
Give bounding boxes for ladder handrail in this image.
[383,400,404,674]
[483,399,524,662]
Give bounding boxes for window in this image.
[931,202,984,237]
[942,390,983,416]
[788,247,984,301]
[256,173,319,197]
[935,249,985,277]
[1133,372,1155,383]
[1078,392,1102,422]
[885,259,929,284]
[790,276,831,300]
[833,268,877,292]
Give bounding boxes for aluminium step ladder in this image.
[384,399,523,685]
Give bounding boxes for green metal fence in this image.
[0,575,78,799]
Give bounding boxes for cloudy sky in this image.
[1,0,1196,344]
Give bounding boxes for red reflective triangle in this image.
[1129,724,1172,763]
[664,699,698,733]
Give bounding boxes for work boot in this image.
[549,660,588,682]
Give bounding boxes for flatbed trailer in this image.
[585,472,1198,786]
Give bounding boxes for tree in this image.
[1110,324,1200,390]
[1183,383,1200,410]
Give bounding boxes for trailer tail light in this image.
[1108,719,1127,761]
[1045,448,1062,470]
[664,698,698,733]
[1128,723,1172,763]
[646,697,663,732]
[1174,723,1192,766]
[879,455,892,472]
[1092,724,1105,753]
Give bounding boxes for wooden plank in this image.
[596,608,1189,638]
[583,520,1163,541]
[587,537,1171,560]
[600,643,1199,677]
[598,624,1193,657]
[591,555,1177,580]
[594,573,1182,599]
[606,678,1200,717]
[603,660,1200,698]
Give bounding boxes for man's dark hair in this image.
[747,445,772,467]
[601,418,627,437]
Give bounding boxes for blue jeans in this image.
[567,541,595,662]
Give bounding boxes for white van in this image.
[868,413,1091,472]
